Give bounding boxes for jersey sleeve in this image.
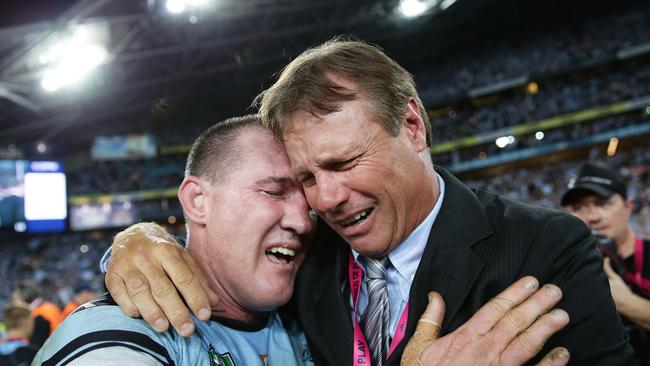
[64,346,166,366]
[32,304,177,366]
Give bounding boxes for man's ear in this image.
[402,98,428,153]
[178,176,209,225]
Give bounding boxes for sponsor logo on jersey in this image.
[208,346,236,366]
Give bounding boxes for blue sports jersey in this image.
[32,296,313,366]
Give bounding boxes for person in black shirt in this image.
[562,162,650,365]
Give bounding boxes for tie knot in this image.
[365,256,389,280]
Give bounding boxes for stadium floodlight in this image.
[496,135,516,148]
[495,136,510,148]
[36,142,47,153]
[41,44,107,92]
[166,0,186,14]
[14,222,27,232]
[166,0,211,14]
[39,30,108,93]
[185,0,208,5]
[398,0,437,18]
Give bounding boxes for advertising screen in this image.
[0,160,67,233]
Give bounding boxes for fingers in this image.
[490,284,563,351]
[416,292,445,340]
[501,309,570,365]
[108,223,196,336]
[468,276,539,334]
[105,271,140,317]
[401,292,445,366]
[535,347,570,366]
[136,247,196,336]
[157,248,214,321]
[404,277,569,366]
[114,257,171,333]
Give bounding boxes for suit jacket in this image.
[291,167,635,365]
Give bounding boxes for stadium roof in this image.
[0,0,641,153]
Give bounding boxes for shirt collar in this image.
[352,171,446,281]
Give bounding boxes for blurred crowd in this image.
[430,62,650,143]
[435,112,646,166]
[417,2,650,103]
[0,232,108,312]
[0,231,108,363]
[67,156,186,195]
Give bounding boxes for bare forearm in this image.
[616,293,650,330]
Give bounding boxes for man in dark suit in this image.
[104,38,634,365]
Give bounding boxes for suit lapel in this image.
[309,233,354,365]
[407,168,492,337]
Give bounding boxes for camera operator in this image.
[561,163,650,365]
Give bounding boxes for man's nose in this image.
[311,173,350,214]
[281,193,315,236]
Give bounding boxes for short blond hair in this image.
[3,305,31,330]
[185,114,263,183]
[255,37,431,145]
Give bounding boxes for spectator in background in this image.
[0,305,38,366]
[60,284,96,320]
[562,162,650,365]
[11,283,62,348]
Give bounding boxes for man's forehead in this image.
[279,75,368,131]
[282,119,358,155]
[283,99,374,135]
[254,176,297,186]
[218,130,294,182]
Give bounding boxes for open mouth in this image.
[341,208,373,228]
[265,247,296,263]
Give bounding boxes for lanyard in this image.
[349,253,409,365]
[625,237,650,296]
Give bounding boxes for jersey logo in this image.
[208,346,236,366]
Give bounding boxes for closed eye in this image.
[330,156,358,171]
[299,174,316,188]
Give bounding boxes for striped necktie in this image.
[363,256,391,365]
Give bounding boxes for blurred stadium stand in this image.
[0,0,649,331]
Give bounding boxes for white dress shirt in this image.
[351,172,446,335]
